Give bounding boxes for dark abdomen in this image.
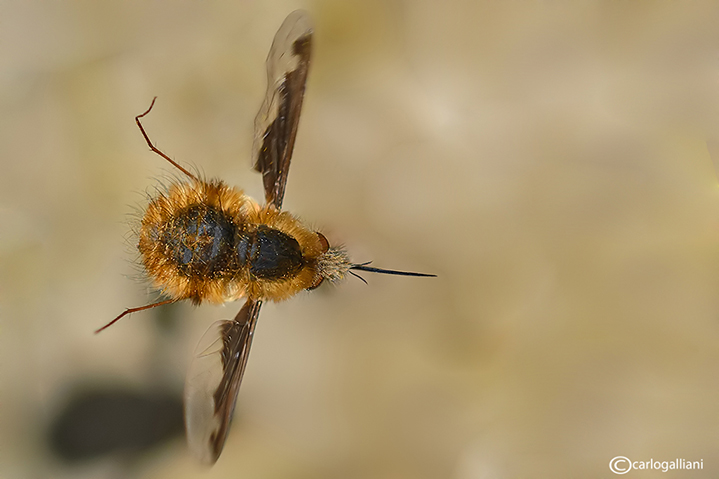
[162,205,241,278]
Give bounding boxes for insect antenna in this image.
[348,270,368,284]
[350,262,436,278]
[136,97,198,181]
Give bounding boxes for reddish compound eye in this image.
[307,275,324,290]
[316,232,330,253]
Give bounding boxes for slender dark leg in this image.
[94,298,177,334]
[136,97,198,181]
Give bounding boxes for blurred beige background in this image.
[3,1,719,478]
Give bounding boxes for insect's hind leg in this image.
[94,298,177,334]
[135,97,198,181]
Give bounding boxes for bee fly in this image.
[96,10,435,464]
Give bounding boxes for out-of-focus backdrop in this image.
[3,1,719,478]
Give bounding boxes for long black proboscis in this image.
[350,264,436,277]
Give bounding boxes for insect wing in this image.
[184,299,262,464]
[252,10,313,210]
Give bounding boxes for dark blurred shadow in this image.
[48,388,184,462]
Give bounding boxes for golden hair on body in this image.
[138,177,331,305]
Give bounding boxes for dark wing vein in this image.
[209,299,262,461]
[252,10,313,210]
[184,298,262,464]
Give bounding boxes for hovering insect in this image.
[96,10,434,464]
